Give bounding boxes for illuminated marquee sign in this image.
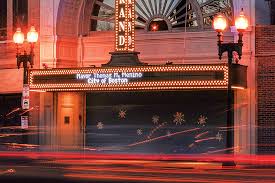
[28,64,239,92]
[115,0,135,51]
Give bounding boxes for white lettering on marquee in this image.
[76,74,91,79]
[119,35,125,46]
[76,72,143,84]
[119,21,125,31]
[119,8,125,18]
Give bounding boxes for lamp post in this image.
[13,26,38,129]
[213,9,248,166]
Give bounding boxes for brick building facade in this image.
[256,26,275,153]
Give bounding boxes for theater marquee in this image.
[28,64,247,92]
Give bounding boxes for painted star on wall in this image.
[137,129,143,136]
[216,132,223,142]
[152,115,160,124]
[173,112,185,125]
[197,115,208,126]
[118,109,127,119]
[97,122,104,129]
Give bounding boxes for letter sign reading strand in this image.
[115,0,135,52]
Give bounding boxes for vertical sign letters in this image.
[115,0,135,52]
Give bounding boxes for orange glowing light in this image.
[213,13,227,32]
[27,26,38,43]
[235,9,249,31]
[151,24,158,31]
[13,28,24,44]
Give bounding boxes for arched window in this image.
[90,0,232,32]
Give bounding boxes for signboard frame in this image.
[29,64,234,92]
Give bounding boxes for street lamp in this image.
[13,26,38,129]
[13,26,38,84]
[213,9,248,166]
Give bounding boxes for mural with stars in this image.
[86,91,228,154]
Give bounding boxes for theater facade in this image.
[0,0,257,155]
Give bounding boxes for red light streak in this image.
[195,137,217,143]
[64,165,275,180]
[65,173,234,183]
[19,107,34,115]
[195,131,209,139]
[202,147,237,154]
[5,107,20,117]
[2,152,275,166]
[128,128,200,147]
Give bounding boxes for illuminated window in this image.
[0,0,7,41]
[13,0,28,32]
[90,0,232,32]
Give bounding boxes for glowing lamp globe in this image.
[235,9,248,32]
[13,28,24,44]
[27,26,38,43]
[213,13,227,32]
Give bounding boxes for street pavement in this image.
[1,154,275,183]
